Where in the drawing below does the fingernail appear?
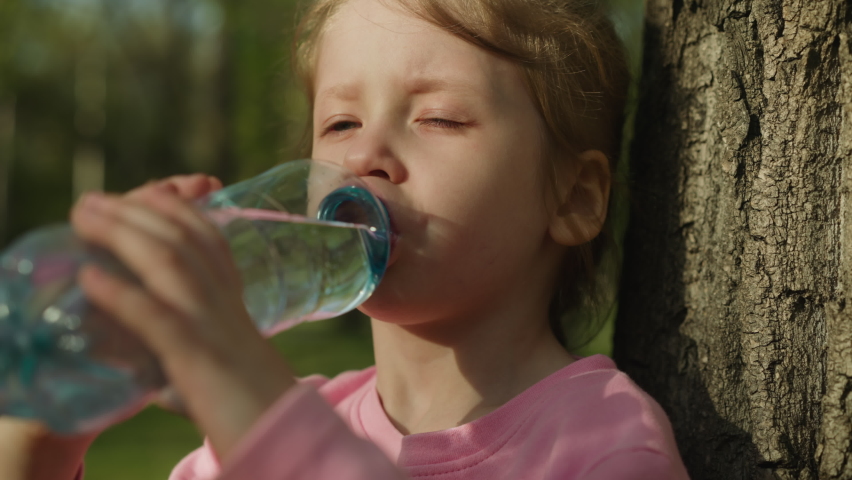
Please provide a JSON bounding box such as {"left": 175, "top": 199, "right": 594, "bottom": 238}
{"left": 81, "top": 191, "right": 105, "bottom": 210}
{"left": 153, "top": 181, "right": 178, "bottom": 193}
{"left": 80, "top": 264, "right": 105, "bottom": 283}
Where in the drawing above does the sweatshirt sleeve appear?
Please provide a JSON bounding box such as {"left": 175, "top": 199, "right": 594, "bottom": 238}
{"left": 170, "top": 383, "right": 408, "bottom": 480}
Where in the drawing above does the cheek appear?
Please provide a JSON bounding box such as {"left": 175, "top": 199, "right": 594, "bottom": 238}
{"left": 420, "top": 168, "right": 548, "bottom": 258}
{"left": 311, "top": 142, "right": 339, "bottom": 163}
{"left": 310, "top": 128, "right": 353, "bottom": 164}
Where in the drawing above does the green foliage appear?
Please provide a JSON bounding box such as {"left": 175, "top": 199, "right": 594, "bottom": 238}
{"left": 84, "top": 408, "right": 201, "bottom": 480}
{"left": 0, "top": 0, "right": 309, "bottom": 248}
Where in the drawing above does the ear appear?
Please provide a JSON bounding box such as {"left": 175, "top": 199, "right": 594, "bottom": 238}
{"left": 548, "top": 149, "right": 611, "bottom": 247}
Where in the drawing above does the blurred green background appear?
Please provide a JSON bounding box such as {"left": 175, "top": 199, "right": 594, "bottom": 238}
{"left": 0, "top": 0, "right": 643, "bottom": 478}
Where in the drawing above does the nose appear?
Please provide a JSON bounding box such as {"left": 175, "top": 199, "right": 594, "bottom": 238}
{"left": 342, "top": 126, "right": 407, "bottom": 184}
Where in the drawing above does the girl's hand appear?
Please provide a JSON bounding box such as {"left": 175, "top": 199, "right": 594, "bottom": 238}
{"left": 128, "top": 174, "right": 223, "bottom": 202}
{"left": 69, "top": 176, "right": 296, "bottom": 459}
{"left": 128, "top": 174, "right": 224, "bottom": 417}
{"left": 0, "top": 417, "right": 96, "bottom": 480}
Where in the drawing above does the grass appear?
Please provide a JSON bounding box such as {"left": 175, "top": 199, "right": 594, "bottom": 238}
{"left": 82, "top": 408, "right": 202, "bottom": 480}
{"left": 82, "top": 311, "right": 612, "bottom": 479}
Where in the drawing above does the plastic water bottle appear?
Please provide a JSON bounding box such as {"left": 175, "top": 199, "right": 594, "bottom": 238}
{"left": 0, "top": 159, "right": 390, "bottom": 433}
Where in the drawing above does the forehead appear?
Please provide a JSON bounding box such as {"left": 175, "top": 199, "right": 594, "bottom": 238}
{"left": 314, "top": 0, "right": 519, "bottom": 101}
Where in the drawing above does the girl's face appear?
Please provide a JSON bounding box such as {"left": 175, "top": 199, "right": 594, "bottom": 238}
{"left": 312, "top": 0, "right": 566, "bottom": 324}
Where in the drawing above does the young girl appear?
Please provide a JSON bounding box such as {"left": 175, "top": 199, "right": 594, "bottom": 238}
{"left": 2, "top": 0, "right": 690, "bottom": 478}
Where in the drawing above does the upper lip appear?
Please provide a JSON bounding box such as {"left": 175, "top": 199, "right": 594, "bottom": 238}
{"left": 364, "top": 184, "right": 398, "bottom": 234}
{"left": 377, "top": 195, "right": 400, "bottom": 238}
{"left": 370, "top": 192, "right": 400, "bottom": 261}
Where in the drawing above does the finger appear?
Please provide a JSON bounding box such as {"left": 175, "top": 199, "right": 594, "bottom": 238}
{"left": 153, "top": 386, "right": 189, "bottom": 418}
{"left": 155, "top": 174, "right": 222, "bottom": 200}
{"left": 205, "top": 176, "right": 224, "bottom": 192}
{"left": 120, "top": 190, "right": 241, "bottom": 289}
{"left": 127, "top": 174, "right": 222, "bottom": 202}
{"left": 126, "top": 180, "right": 179, "bottom": 201}
{"left": 126, "top": 189, "right": 225, "bottom": 247}
{"left": 73, "top": 193, "right": 218, "bottom": 276}
{"left": 71, "top": 194, "right": 219, "bottom": 318}
{"left": 168, "top": 174, "right": 222, "bottom": 199}
{"left": 78, "top": 265, "right": 196, "bottom": 360}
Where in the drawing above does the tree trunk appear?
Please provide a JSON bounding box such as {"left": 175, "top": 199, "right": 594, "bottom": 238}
{"left": 614, "top": 1, "right": 852, "bottom": 479}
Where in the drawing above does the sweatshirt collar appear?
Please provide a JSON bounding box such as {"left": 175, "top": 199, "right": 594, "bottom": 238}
{"left": 359, "top": 354, "right": 617, "bottom": 467}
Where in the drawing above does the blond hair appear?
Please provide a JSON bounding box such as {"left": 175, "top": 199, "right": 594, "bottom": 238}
{"left": 292, "top": 0, "right": 630, "bottom": 349}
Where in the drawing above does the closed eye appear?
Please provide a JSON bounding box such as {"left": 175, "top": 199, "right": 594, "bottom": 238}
{"left": 322, "top": 120, "right": 361, "bottom": 136}
{"left": 421, "top": 118, "right": 465, "bottom": 130}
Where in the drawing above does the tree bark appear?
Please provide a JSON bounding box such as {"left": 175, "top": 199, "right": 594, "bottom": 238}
{"left": 614, "top": 0, "right": 852, "bottom": 479}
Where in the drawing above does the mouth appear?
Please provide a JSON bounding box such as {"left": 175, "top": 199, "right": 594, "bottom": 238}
{"left": 377, "top": 197, "right": 401, "bottom": 266}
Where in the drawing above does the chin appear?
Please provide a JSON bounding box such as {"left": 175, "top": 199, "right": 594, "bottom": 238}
{"left": 359, "top": 257, "right": 470, "bottom": 325}
{"left": 357, "top": 295, "right": 417, "bottom": 324}
{"left": 357, "top": 284, "right": 440, "bottom": 326}
{"left": 358, "top": 287, "right": 475, "bottom": 330}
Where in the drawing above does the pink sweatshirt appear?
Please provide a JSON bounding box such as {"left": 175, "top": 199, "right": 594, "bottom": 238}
{"left": 163, "top": 354, "right": 689, "bottom": 480}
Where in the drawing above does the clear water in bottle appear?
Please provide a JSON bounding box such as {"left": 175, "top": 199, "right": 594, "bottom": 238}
{"left": 0, "top": 160, "right": 390, "bottom": 433}
{"left": 208, "top": 207, "right": 385, "bottom": 334}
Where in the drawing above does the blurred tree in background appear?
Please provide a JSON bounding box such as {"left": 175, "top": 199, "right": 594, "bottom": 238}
{"left": 0, "top": 0, "right": 644, "bottom": 478}
{"left": 0, "top": 0, "right": 310, "bottom": 249}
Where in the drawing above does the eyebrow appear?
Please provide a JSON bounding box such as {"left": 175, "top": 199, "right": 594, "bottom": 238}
{"left": 403, "top": 76, "right": 481, "bottom": 96}
{"left": 316, "top": 83, "right": 361, "bottom": 102}
{"left": 315, "top": 76, "right": 483, "bottom": 103}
